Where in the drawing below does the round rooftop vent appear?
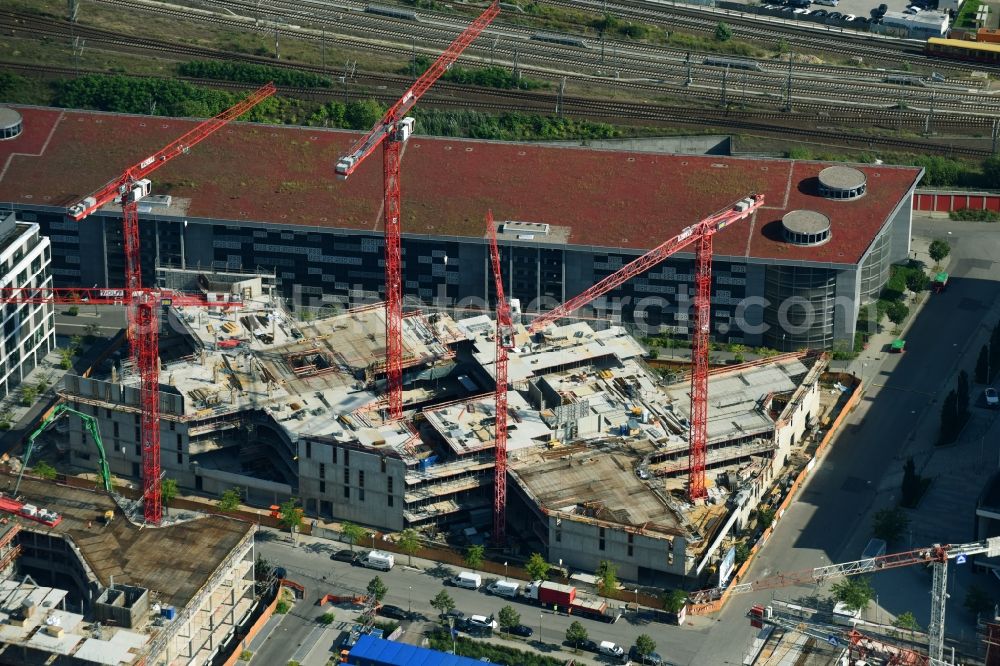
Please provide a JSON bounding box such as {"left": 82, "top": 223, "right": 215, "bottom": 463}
{"left": 782, "top": 210, "right": 831, "bottom": 246}
{"left": 0, "top": 107, "right": 22, "bottom": 141}
{"left": 818, "top": 165, "right": 866, "bottom": 200}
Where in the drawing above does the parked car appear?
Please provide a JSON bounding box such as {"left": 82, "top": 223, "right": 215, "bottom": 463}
{"left": 813, "top": 9, "right": 829, "bottom": 16}
{"left": 331, "top": 549, "right": 357, "bottom": 562}
{"left": 986, "top": 387, "right": 999, "bottom": 407}
{"left": 468, "top": 614, "right": 498, "bottom": 631}
{"left": 630, "top": 645, "right": 665, "bottom": 665}
{"left": 844, "top": 13, "right": 857, "bottom": 20}
{"left": 378, "top": 604, "right": 411, "bottom": 621}
{"left": 442, "top": 608, "right": 466, "bottom": 621}
{"left": 828, "top": 11, "right": 843, "bottom": 18}
{"left": 508, "top": 624, "right": 534, "bottom": 637}
{"left": 576, "top": 638, "right": 599, "bottom": 653}
{"left": 905, "top": 4, "right": 922, "bottom": 11}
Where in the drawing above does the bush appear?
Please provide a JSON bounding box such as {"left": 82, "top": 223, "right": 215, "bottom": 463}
{"left": 239, "top": 650, "right": 253, "bottom": 661}
{"left": 715, "top": 21, "right": 733, "bottom": 41}
{"left": 950, "top": 208, "right": 1000, "bottom": 222}
{"left": 67, "top": 306, "right": 79, "bottom": 316}
{"left": 318, "top": 612, "right": 334, "bottom": 625}
{"left": 33, "top": 461, "right": 57, "bottom": 480}
{"left": 871, "top": 506, "right": 909, "bottom": 543}
{"left": 427, "top": 629, "right": 565, "bottom": 665}
{"left": 178, "top": 61, "right": 332, "bottom": 88}
{"left": 275, "top": 600, "right": 291, "bottom": 614}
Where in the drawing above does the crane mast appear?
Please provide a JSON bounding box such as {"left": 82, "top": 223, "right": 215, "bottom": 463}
{"left": 486, "top": 211, "right": 514, "bottom": 544}
{"left": 58, "top": 84, "right": 274, "bottom": 524}
{"left": 697, "top": 536, "right": 1000, "bottom": 664}
{"left": 527, "top": 195, "right": 764, "bottom": 500}
{"left": 335, "top": 2, "right": 500, "bottom": 420}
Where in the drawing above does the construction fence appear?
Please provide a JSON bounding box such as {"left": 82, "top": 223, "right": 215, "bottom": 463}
{"left": 689, "top": 373, "right": 864, "bottom": 615}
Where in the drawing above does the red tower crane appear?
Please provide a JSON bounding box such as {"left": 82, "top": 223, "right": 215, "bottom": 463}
{"left": 486, "top": 211, "right": 514, "bottom": 543}
{"left": 335, "top": 2, "right": 500, "bottom": 420}
{"left": 0, "top": 287, "right": 239, "bottom": 523}
{"left": 62, "top": 83, "right": 275, "bottom": 524}
{"left": 527, "top": 195, "right": 764, "bottom": 501}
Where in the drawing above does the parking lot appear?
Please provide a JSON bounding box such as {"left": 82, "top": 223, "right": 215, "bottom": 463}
{"left": 738, "top": 0, "right": 937, "bottom": 32}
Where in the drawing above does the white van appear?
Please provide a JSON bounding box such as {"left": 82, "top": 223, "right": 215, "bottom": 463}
{"left": 362, "top": 550, "right": 395, "bottom": 571}
{"left": 453, "top": 571, "right": 482, "bottom": 590}
{"left": 487, "top": 580, "right": 520, "bottom": 598}
{"left": 599, "top": 640, "right": 625, "bottom": 658}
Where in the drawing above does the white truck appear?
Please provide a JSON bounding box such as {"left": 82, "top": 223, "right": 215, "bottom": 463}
{"left": 486, "top": 580, "right": 520, "bottom": 598}
{"left": 362, "top": 550, "right": 395, "bottom": 571}
{"left": 452, "top": 571, "right": 482, "bottom": 590}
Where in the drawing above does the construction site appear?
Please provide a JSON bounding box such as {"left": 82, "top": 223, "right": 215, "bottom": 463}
{"left": 0, "top": 1, "right": 991, "bottom": 664}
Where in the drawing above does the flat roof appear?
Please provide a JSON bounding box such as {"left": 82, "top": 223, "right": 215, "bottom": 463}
{"left": 664, "top": 356, "right": 811, "bottom": 443}
{"left": 511, "top": 440, "right": 687, "bottom": 537}
{"left": 4, "top": 473, "right": 252, "bottom": 610}
{"left": 348, "top": 634, "right": 484, "bottom": 666}
{"left": 0, "top": 107, "right": 922, "bottom": 265}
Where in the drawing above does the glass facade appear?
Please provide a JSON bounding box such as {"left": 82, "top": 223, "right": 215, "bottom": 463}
{"left": 763, "top": 265, "right": 837, "bottom": 350}
{"left": 858, "top": 230, "right": 892, "bottom": 300}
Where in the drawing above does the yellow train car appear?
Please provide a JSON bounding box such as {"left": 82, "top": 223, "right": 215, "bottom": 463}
{"left": 926, "top": 37, "right": 1000, "bottom": 64}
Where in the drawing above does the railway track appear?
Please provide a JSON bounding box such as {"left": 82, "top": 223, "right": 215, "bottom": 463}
{"left": 9, "top": 5, "right": 1000, "bottom": 120}
{"left": 7, "top": 60, "right": 989, "bottom": 156}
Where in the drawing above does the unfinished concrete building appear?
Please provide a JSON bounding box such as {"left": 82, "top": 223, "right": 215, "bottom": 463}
{"left": 507, "top": 353, "right": 827, "bottom": 585}
{"left": 0, "top": 475, "right": 255, "bottom": 665}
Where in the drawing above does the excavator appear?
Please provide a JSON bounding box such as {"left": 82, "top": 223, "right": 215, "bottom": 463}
{"left": 14, "top": 403, "right": 113, "bottom": 497}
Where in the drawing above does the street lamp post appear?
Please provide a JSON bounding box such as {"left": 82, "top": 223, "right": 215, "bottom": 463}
{"left": 370, "top": 532, "right": 376, "bottom": 549}
{"left": 504, "top": 561, "right": 508, "bottom": 581}
{"left": 408, "top": 585, "right": 412, "bottom": 613}
{"left": 539, "top": 613, "right": 543, "bottom": 643}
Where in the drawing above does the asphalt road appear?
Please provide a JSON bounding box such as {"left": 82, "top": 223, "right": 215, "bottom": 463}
{"left": 255, "top": 534, "right": 688, "bottom": 665}
{"left": 690, "top": 218, "right": 1000, "bottom": 665}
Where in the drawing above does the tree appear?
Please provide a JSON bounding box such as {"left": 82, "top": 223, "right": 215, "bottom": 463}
{"left": 634, "top": 634, "right": 657, "bottom": 662}
{"left": 905, "top": 270, "right": 930, "bottom": 293}
{"left": 734, "top": 541, "right": 751, "bottom": 565}
{"left": 992, "top": 322, "right": 1000, "bottom": 382}
{"left": 525, "top": 552, "right": 551, "bottom": 581}
{"left": 67, "top": 305, "right": 79, "bottom": 316}
{"left": 366, "top": 576, "right": 388, "bottom": 603}
{"left": 596, "top": 560, "right": 618, "bottom": 598}
{"left": 886, "top": 300, "right": 909, "bottom": 326}
{"left": 984, "top": 154, "right": 1000, "bottom": 188}
{"left": 939, "top": 389, "right": 959, "bottom": 445}
{"left": 318, "top": 611, "right": 335, "bottom": 625}
{"left": 929, "top": 239, "right": 951, "bottom": 263}
{"left": 345, "top": 98, "right": 385, "bottom": 130}
{"left": 893, "top": 611, "right": 920, "bottom": 633}
{"left": 341, "top": 521, "right": 365, "bottom": 552}
{"left": 33, "top": 460, "right": 57, "bottom": 480}
{"left": 871, "top": 506, "right": 909, "bottom": 543}
{"left": 161, "top": 478, "right": 178, "bottom": 516}
{"left": 278, "top": 498, "right": 303, "bottom": 544}
{"left": 957, "top": 370, "right": 970, "bottom": 422}
{"left": 661, "top": 588, "right": 688, "bottom": 614}
{"left": 565, "top": 620, "right": 588, "bottom": 649}
{"left": 900, "top": 457, "right": 923, "bottom": 508}
{"left": 965, "top": 585, "right": 993, "bottom": 615}
{"left": 977, "top": 345, "right": 990, "bottom": 384}
{"left": 464, "top": 544, "right": 485, "bottom": 573}
{"left": 757, "top": 507, "right": 776, "bottom": 529}
{"left": 19, "top": 385, "right": 37, "bottom": 407}
{"left": 70, "top": 334, "right": 83, "bottom": 352}
{"left": 431, "top": 589, "right": 456, "bottom": 618}
{"left": 831, "top": 576, "right": 874, "bottom": 612}
{"left": 497, "top": 605, "right": 520, "bottom": 634}
{"left": 714, "top": 21, "right": 732, "bottom": 41}
{"left": 397, "top": 528, "right": 421, "bottom": 566}
{"left": 217, "top": 487, "right": 242, "bottom": 512}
